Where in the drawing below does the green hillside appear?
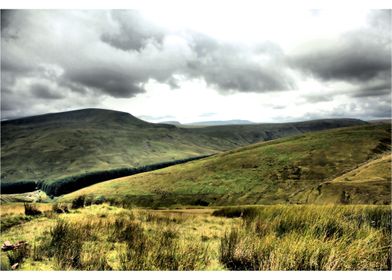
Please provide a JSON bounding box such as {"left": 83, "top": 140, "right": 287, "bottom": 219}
{"left": 314, "top": 153, "right": 391, "bottom": 204}
{"left": 61, "top": 123, "right": 391, "bottom": 206}
{"left": 1, "top": 108, "right": 364, "bottom": 185}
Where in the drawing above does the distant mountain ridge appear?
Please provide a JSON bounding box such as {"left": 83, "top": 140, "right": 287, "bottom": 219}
{"left": 160, "top": 119, "right": 255, "bottom": 127}
{"left": 1, "top": 108, "right": 367, "bottom": 188}
{"left": 368, "top": 119, "right": 391, "bottom": 124}
{"left": 188, "top": 119, "right": 254, "bottom": 126}
{"left": 160, "top": 121, "right": 182, "bottom": 126}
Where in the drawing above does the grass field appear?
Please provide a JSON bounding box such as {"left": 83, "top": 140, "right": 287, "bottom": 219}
{"left": 0, "top": 203, "right": 390, "bottom": 270}
{"left": 60, "top": 123, "right": 391, "bottom": 206}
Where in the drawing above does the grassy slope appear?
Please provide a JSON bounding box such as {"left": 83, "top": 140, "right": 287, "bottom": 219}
{"left": 1, "top": 108, "right": 364, "bottom": 183}
{"left": 61, "top": 124, "right": 391, "bottom": 205}
{"left": 314, "top": 153, "right": 391, "bottom": 204}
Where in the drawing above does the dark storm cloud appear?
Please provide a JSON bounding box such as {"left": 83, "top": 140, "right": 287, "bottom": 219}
{"left": 186, "top": 33, "right": 293, "bottom": 92}
{"left": 1, "top": 44, "right": 34, "bottom": 74}
{"left": 289, "top": 32, "right": 390, "bottom": 82}
{"left": 289, "top": 10, "right": 391, "bottom": 85}
{"left": 187, "top": 54, "right": 292, "bottom": 92}
{"left": 1, "top": 89, "right": 39, "bottom": 117}
{"left": 102, "top": 25, "right": 294, "bottom": 94}
{"left": 1, "top": 9, "right": 294, "bottom": 112}
{"left": 57, "top": 78, "right": 88, "bottom": 94}
{"left": 101, "top": 10, "right": 164, "bottom": 51}
{"left": 1, "top": 101, "right": 15, "bottom": 112}
{"left": 1, "top": 10, "right": 13, "bottom": 31}
{"left": 71, "top": 19, "right": 293, "bottom": 96}
{"left": 30, "top": 83, "right": 64, "bottom": 99}
{"left": 63, "top": 67, "right": 146, "bottom": 97}
{"left": 1, "top": 10, "right": 19, "bottom": 40}
{"left": 300, "top": 81, "right": 391, "bottom": 105}
{"left": 352, "top": 82, "right": 391, "bottom": 98}
{"left": 289, "top": 10, "right": 391, "bottom": 110}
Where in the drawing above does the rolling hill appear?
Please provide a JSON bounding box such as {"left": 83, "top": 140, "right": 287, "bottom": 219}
{"left": 60, "top": 123, "right": 391, "bottom": 206}
{"left": 1, "top": 108, "right": 365, "bottom": 187}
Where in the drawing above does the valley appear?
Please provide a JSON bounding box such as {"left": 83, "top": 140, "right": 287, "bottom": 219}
{"left": 1, "top": 108, "right": 365, "bottom": 194}
{"left": 59, "top": 123, "right": 391, "bottom": 206}
{"left": 0, "top": 109, "right": 390, "bottom": 271}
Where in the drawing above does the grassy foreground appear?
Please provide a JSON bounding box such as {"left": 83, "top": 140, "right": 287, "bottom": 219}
{"left": 0, "top": 203, "right": 390, "bottom": 270}
{"left": 214, "top": 205, "right": 391, "bottom": 270}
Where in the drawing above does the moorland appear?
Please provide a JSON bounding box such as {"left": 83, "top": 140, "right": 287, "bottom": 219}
{"left": 0, "top": 109, "right": 390, "bottom": 271}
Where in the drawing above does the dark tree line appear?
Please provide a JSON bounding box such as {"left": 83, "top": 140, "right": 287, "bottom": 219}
{"left": 0, "top": 181, "right": 38, "bottom": 194}
{"left": 1, "top": 155, "right": 210, "bottom": 196}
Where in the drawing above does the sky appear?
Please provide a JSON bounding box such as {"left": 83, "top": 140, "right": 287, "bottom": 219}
{"left": 1, "top": 9, "right": 391, "bottom": 123}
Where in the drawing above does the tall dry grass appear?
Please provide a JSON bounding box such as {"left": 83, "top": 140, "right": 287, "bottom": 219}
{"left": 216, "top": 205, "right": 391, "bottom": 270}
{"left": 2, "top": 204, "right": 390, "bottom": 270}
{"left": 30, "top": 209, "right": 209, "bottom": 270}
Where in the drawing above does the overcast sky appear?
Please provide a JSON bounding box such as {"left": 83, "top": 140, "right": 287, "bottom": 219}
{"left": 1, "top": 9, "right": 391, "bottom": 123}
